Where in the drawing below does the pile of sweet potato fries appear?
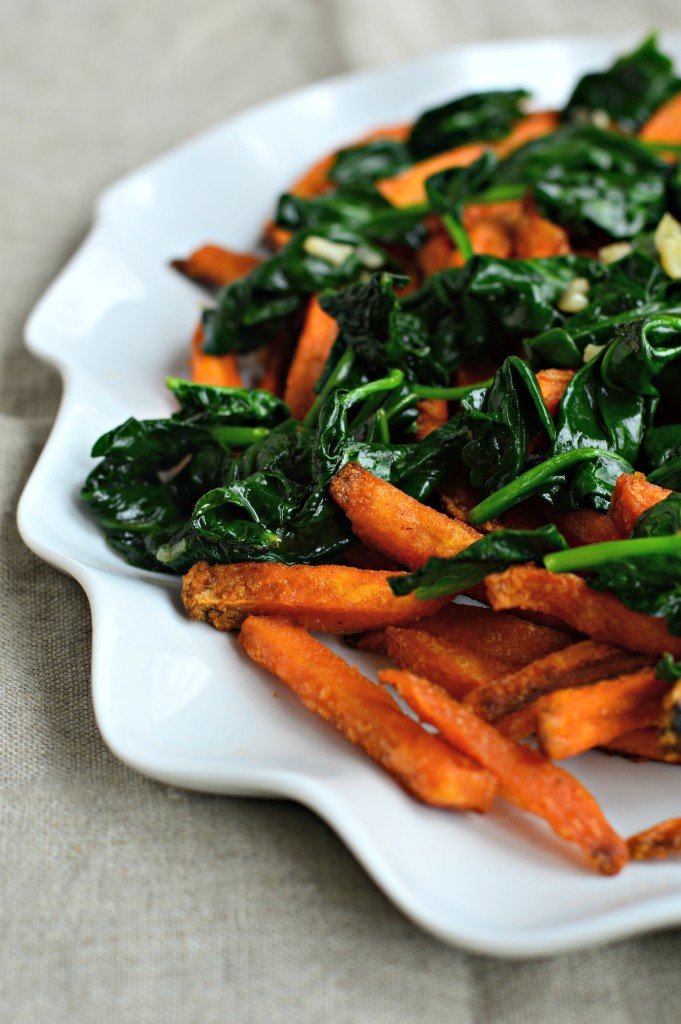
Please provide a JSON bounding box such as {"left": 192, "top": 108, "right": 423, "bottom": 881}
{"left": 175, "top": 95, "right": 681, "bottom": 876}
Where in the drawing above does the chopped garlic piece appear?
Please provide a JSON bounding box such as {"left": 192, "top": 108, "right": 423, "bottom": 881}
{"left": 557, "top": 277, "right": 590, "bottom": 314}
{"left": 355, "top": 244, "right": 385, "bottom": 270}
{"left": 302, "top": 235, "right": 356, "bottom": 266}
{"left": 591, "top": 109, "right": 612, "bottom": 130}
{"left": 654, "top": 213, "right": 681, "bottom": 279}
{"left": 156, "top": 538, "right": 187, "bottom": 564}
{"left": 583, "top": 343, "right": 606, "bottom": 363}
{"left": 598, "top": 241, "right": 633, "bottom": 265}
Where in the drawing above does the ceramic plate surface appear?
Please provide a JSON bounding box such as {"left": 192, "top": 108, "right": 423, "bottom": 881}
{"left": 18, "top": 33, "right": 681, "bottom": 957}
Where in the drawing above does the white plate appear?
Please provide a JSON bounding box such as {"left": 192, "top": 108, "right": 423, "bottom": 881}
{"left": 18, "top": 33, "right": 681, "bottom": 958}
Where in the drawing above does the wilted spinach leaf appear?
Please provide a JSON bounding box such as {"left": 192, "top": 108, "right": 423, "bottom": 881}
{"left": 275, "top": 185, "right": 426, "bottom": 247}
{"left": 201, "top": 226, "right": 388, "bottom": 355}
{"left": 564, "top": 35, "right": 681, "bottom": 132}
{"left": 493, "top": 125, "right": 670, "bottom": 239}
{"left": 408, "top": 89, "right": 529, "bottom": 160}
{"left": 389, "top": 525, "right": 568, "bottom": 599}
{"left": 328, "top": 139, "right": 412, "bottom": 185}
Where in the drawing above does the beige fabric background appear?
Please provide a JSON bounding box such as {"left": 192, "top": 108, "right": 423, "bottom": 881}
{"left": 4, "top": 2, "right": 681, "bottom": 1020}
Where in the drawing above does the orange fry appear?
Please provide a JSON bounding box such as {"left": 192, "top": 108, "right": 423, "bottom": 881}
{"left": 513, "top": 195, "right": 571, "bottom": 259}
{"left": 283, "top": 296, "right": 339, "bottom": 420}
{"left": 329, "top": 462, "right": 481, "bottom": 570}
{"left": 381, "top": 668, "right": 629, "bottom": 875}
{"left": 350, "top": 600, "right": 571, "bottom": 666}
{"left": 493, "top": 110, "right": 561, "bottom": 157}
{"left": 417, "top": 232, "right": 457, "bottom": 276}
{"left": 182, "top": 561, "right": 451, "bottom": 633}
{"left": 627, "top": 818, "right": 681, "bottom": 860}
{"left": 600, "top": 727, "right": 681, "bottom": 763}
{"left": 640, "top": 92, "right": 681, "bottom": 144}
{"left": 384, "top": 626, "right": 513, "bottom": 699}
{"left": 535, "top": 368, "right": 576, "bottom": 417}
{"left": 535, "top": 668, "right": 668, "bottom": 760}
{"left": 376, "top": 142, "right": 489, "bottom": 207}
{"left": 190, "top": 323, "right": 243, "bottom": 389}
{"left": 171, "top": 244, "right": 261, "bottom": 288}
{"left": 415, "top": 398, "right": 449, "bottom": 439}
{"left": 258, "top": 332, "right": 295, "bottom": 397}
{"left": 609, "top": 472, "right": 672, "bottom": 537}
{"left": 464, "top": 640, "right": 651, "bottom": 724}
{"left": 239, "top": 616, "right": 497, "bottom": 811}
{"left": 485, "top": 565, "right": 681, "bottom": 658}
{"left": 407, "top": 602, "right": 571, "bottom": 668}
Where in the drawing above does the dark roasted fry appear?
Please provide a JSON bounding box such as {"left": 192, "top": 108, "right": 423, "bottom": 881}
{"left": 464, "top": 640, "right": 653, "bottom": 723}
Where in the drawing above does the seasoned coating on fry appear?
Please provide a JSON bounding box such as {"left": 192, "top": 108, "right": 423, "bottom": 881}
{"left": 381, "top": 668, "right": 629, "bottom": 876}
{"left": 384, "top": 626, "right": 513, "bottom": 699}
{"left": 349, "top": 601, "right": 573, "bottom": 663}
{"left": 330, "top": 462, "right": 481, "bottom": 570}
{"left": 465, "top": 640, "right": 653, "bottom": 723}
{"left": 182, "top": 561, "right": 451, "bottom": 633}
{"left": 628, "top": 818, "right": 681, "bottom": 860}
{"left": 239, "top": 616, "right": 498, "bottom": 811}
{"left": 548, "top": 508, "right": 623, "bottom": 547}
{"left": 485, "top": 565, "right": 681, "bottom": 658}
{"left": 409, "top": 603, "right": 572, "bottom": 667}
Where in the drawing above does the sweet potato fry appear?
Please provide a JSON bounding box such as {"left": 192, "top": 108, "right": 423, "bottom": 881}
{"left": 376, "top": 142, "right": 489, "bottom": 207}
{"left": 463, "top": 199, "right": 523, "bottom": 229}
{"left": 600, "top": 727, "right": 681, "bottom": 763}
{"left": 659, "top": 678, "right": 681, "bottom": 757}
{"left": 609, "top": 472, "right": 672, "bottom": 537}
{"left": 283, "top": 296, "right": 339, "bottom": 420}
{"left": 239, "top": 616, "right": 497, "bottom": 811}
{"left": 351, "top": 600, "right": 572, "bottom": 667}
{"left": 405, "top": 602, "right": 571, "bottom": 667}
{"left": 417, "top": 232, "right": 456, "bottom": 276}
{"left": 639, "top": 92, "right": 681, "bottom": 144}
{"left": 512, "top": 196, "right": 571, "bottom": 259}
{"left": 547, "top": 508, "right": 623, "bottom": 547}
{"left": 286, "top": 122, "right": 412, "bottom": 201}
{"left": 628, "top": 818, "right": 681, "bottom": 860}
{"left": 464, "top": 219, "right": 514, "bottom": 260}
{"left": 493, "top": 110, "right": 561, "bottom": 157}
{"left": 415, "top": 398, "right": 449, "bottom": 439}
{"left": 329, "top": 462, "right": 481, "bottom": 570}
{"left": 378, "top": 112, "right": 560, "bottom": 208}
{"left": 182, "top": 561, "right": 451, "bottom": 633}
{"left": 380, "top": 668, "right": 629, "bottom": 875}
{"left": 535, "top": 368, "right": 576, "bottom": 417}
{"left": 535, "top": 668, "right": 668, "bottom": 760}
{"left": 465, "top": 640, "right": 652, "bottom": 724}
{"left": 485, "top": 565, "right": 681, "bottom": 658}
{"left": 190, "top": 323, "right": 243, "bottom": 389}
{"left": 171, "top": 244, "right": 261, "bottom": 289}
{"left": 384, "top": 626, "right": 513, "bottom": 699}
{"left": 258, "top": 332, "right": 295, "bottom": 397}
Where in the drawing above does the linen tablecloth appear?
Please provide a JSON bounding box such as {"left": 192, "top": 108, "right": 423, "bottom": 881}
{"left": 3, "top": 2, "right": 681, "bottom": 1020}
